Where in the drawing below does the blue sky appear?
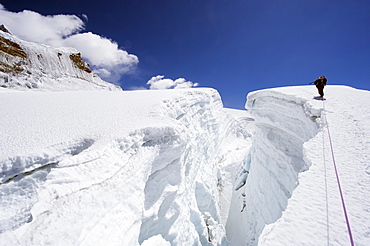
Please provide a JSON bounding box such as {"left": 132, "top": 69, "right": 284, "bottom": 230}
{"left": 1, "top": 0, "right": 370, "bottom": 109}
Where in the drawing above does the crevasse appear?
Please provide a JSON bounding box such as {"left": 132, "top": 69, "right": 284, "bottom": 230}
{"left": 144, "top": 89, "right": 237, "bottom": 245}
{"left": 0, "top": 87, "right": 324, "bottom": 246}
{"left": 0, "top": 88, "right": 251, "bottom": 246}
{"left": 226, "top": 89, "right": 322, "bottom": 246}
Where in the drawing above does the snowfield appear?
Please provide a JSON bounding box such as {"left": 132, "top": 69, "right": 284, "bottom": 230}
{"left": 0, "top": 85, "right": 369, "bottom": 245}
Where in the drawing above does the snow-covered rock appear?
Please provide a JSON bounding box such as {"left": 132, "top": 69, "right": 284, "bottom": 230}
{"left": 0, "top": 26, "right": 120, "bottom": 91}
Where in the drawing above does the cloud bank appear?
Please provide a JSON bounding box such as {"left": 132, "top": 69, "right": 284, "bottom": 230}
{"left": 0, "top": 4, "right": 138, "bottom": 82}
{"left": 147, "top": 75, "right": 199, "bottom": 90}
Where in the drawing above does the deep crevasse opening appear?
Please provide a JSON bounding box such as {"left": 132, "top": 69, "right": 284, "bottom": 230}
{"left": 152, "top": 89, "right": 242, "bottom": 245}
{"left": 226, "top": 89, "right": 322, "bottom": 246}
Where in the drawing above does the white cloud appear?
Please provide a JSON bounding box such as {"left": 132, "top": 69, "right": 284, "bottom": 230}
{"left": 0, "top": 4, "right": 138, "bottom": 82}
{"left": 0, "top": 4, "right": 84, "bottom": 46}
{"left": 147, "top": 75, "right": 199, "bottom": 90}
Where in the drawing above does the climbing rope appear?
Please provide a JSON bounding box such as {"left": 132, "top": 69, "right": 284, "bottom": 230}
{"left": 322, "top": 109, "right": 330, "bottom": 246}
{"left": 322, "top": 100, "right": 354, "bottom": 246}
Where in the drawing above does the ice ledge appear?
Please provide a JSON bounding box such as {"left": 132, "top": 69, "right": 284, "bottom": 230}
{"left": 226, "top": 86, "right": 324, "bottom": 245}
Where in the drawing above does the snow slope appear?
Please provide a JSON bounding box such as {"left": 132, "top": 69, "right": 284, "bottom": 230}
{"left": 226, "top": 85, "right": 370, "bottom": 246}
{"left": 257, "top": 86, "right": 370, "bottom": 246}
{"left": 0, "top": 85, "right": 369, "bottom": 246}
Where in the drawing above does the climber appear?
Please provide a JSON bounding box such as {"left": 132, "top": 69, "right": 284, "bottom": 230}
{"left": 311, "top": 76, "right": 327, "bottom": 98}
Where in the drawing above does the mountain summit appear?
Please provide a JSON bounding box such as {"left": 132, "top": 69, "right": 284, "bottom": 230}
{"left": 0, "top": 25, "right": 121, "bottom": 91}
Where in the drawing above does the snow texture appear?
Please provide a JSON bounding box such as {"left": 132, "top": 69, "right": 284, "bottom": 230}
{"left": 0, "top": 87, "right": 252, "bottom": 245}
{"left": 227, "top": 85, "right": 370, "bottom": 246}
{"left": 257, "top": 86, "right": 370, "bottom": 246}
{"left": 0, "top": 84, "right": 369, "bottom": 246}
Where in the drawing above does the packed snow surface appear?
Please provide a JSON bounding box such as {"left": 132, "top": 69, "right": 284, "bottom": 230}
{"left": 228, "top": 85, "right": 370, "bottom": 246}
{"left": 255, "top": 86, "right": 370, "bottom": 246}
{"left": 0, "top": 85, "right": 369, "bottom": 246}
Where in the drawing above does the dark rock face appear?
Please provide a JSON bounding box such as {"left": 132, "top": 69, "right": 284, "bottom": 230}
{"left": 69, "top": 53, "right": 92, "bottom": 73}
{"left": 0, "top": 24, "right": 11, "bottom": 34}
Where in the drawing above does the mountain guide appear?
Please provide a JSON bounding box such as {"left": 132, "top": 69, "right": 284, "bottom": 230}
{"left": 310, "top": 76, "right": 327, "bottom": 98}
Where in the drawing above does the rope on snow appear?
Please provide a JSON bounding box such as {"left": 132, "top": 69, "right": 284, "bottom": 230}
{"left": 322, "top": 105, "right": 330, "bottom": 245}
{"left": 322, "top": 99, "right": 354, "bottom": 246}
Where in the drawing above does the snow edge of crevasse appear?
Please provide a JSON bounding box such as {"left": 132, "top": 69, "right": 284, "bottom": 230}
{"left": 147, "top": 88, "right": 252, "bottom": 245}
{"left": 226, "top": 88, "right": 323, "bottom": 246}
{"left": 0, "top": 88, "right": 252, "bottom": 246}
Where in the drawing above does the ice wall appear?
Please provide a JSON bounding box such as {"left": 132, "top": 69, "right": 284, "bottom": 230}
{"left": 0, "top": 88, "right": 251, "bottom": 245}
{"left": 138, "top": 89, "right": 252, "bottom": 245}
{"left": 226, "top": 89, "right": 321, "bottom": 245}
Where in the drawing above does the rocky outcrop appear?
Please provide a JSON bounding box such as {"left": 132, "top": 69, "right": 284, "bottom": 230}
{"left": 69, "top": 53, "right": 92, "bottom": 73}
{"left": 0, "top": 25, "right": 11, "bottom": 34}
{"left": 0, "top": 35, "right": 27, "bottom": 59}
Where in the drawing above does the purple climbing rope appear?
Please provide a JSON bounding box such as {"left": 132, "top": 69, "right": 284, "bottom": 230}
{"left": 323, "top": 100, "right": 354, "bottom": 246}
